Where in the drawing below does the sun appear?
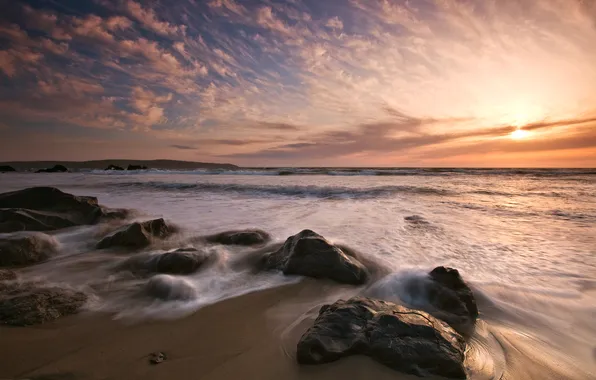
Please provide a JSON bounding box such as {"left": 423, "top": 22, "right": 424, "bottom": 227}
{"left": 510, "top": 129, "right": 531, "bottom": 140}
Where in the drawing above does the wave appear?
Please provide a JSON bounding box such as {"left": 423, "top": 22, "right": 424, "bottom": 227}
{"left": 111, "top": 181, "right": 452, "bottom": 199}
{"left": 88, "top": 168, "right": 596, "bottom": 177}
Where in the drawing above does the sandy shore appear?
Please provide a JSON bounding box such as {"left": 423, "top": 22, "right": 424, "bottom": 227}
{"left": 0, "top": 280, "right": 423, "bottom": 380}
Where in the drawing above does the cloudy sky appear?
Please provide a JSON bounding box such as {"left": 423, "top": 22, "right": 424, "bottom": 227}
{"left": 1, "top": 0, "right": 595, "bottom": 167}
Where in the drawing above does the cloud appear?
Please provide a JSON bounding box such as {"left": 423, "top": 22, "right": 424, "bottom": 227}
{"left": 0, "top": 0, "right": 595, "bottom": 165}
{"left": 171, "top": 144, "right": 196, "bottom": 150}
{"left": 125, "top": 0, "right": 185, "bottom": 36}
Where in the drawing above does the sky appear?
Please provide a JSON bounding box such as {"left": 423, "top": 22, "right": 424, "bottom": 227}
{"left": 0, "top": 0, "right": 595, "bottom": 167}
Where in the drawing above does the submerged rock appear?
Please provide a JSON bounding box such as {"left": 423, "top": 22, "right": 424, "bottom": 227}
{"left": 105, "top": 164, "right": 124, "bottom": 171}
{"left": 0, "top": 165, "right": 16, "bottom": 172}
{"left": 144, "top": 274, "right": 197, "bottom": 301}
{"left": 205, "top": 229, "right": 270, "bottom": 246}
{"left": 35, "top": 164, "right": 68, "bottom": 173}
{"left": 426, "top": 266, "right": 478, "bottom": 329}
{"left": 297, "top": 297, "right": 466, "bottom": 379}
{"left": 0, "top": 232, "right": 59, "bottom": 267}
{"left": 0, "top": 285, "right": 87, "bottom": 326}
{"left": 0, "top": 187, "right": 127, "bottom": 233}
{"left": 96, "top": 218, "right": 172, "bottom": 250}
{"left": 261, "top": 229, "right": 368, "bottom": 285}
{"left": 121, "top": 248, "right": 212, "bottom": 275}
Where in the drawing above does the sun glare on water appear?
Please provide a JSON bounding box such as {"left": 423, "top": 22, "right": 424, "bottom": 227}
{"left": 510, "top": 129, "right": 531, "bottom": 140}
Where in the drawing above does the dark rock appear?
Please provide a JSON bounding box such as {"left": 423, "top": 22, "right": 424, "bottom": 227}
{"left": 427, "top": 266, "right": 478, "bottom": 328}
{"left": 120, "top": 248, "right": 212, "bottom": 275}
{"left": 205, "top": 229, "right": 270, "bottom": 246}
{"left": 297, "top": 297, "right": 466, "bottom": 379}
{"left": 0, "top": 232, "right": 59, "bottom": 267}
{"left": 127, "top": 164, "right": 148, "bottom": 170}
{"left": 0, "top": 187, "right": 125, "bottom": 233}
{"left": 35, "top": 164, "right": 68, "bottom": 173}
{"left": 0, "top": 165, "right": 16, "bottom": 172}
{"left": 0, "top": 269, "right": 17, "bottom": 281}
{"left": 260, "top": 229, "right": 368, "bottom": 285}
{"left": 144, "top": 274, "right": 197, "bottom": 301}
{"left": 96, "top": 218, "right": 172, "bottom": 250}
{"left": 105, "top": 164, "right": 124, "bottom": 171}
{"left": 149, "top": 351, "right": 167, "bottom": 364}
{"left": 404, "top": 215, "right": 430, "bottom": 225}
{"left": 0, "top": 285, "right": 87, "bottom": 326}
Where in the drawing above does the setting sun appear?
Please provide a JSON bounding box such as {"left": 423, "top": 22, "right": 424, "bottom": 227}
{"left": 510, "top": 129, "right": 531, "bottom": 140}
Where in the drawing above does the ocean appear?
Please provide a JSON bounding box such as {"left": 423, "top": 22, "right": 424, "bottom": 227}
{"left": 1, "top": 168, "right": 595, "bottom": 378}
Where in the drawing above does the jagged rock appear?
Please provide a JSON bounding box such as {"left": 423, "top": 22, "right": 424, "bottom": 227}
{"left": 297, "top": 297, "right": 466, "bottom": 379}
{"left": 0, "top": 187, "right": 126, "bottom": 233}
{"left": 205, "top": 229, "right": 270, "bottom": 246}
{"left": 105, "top": 164, "right": 124, "bottom": 171}
{"left": 0, "top": 285, "right": 87, "bottom": 326}
{"left": 260, "top": 229, "right": 368, "bottom": 285}
{"left": 0, "top": 232, "right": 59, "bottom": 267}
{"left": 120, "top": 248, "right": 212, "bottom": 275}
{"left": 0, "top": 269, "right": 17, "bottom": 281}
{"left": 35, "top": 164, "right": 68, "bottom": 173}
{"left": 96, "top": 218, "right": 172, "bottom": 250}
{"left": 426, "top": 266, "right": 478, "bottom": 328}
{"left": 127, "top": 165, "right": 148, "bottom": 170}
{"left": 0, "top": 165, "right": 16, "bottom": 172}
{"left": 144, "top": 274, "right": 197, "bottom": 301}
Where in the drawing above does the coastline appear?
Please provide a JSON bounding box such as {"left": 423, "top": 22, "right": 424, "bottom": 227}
{"left": 0, "top": 280, "right": 421, "bottom": 380}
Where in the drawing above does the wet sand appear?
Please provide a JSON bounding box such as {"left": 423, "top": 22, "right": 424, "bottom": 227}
{"left": 0, "top": 281, "right": 420, "bottom": 380}
{"left": 1, "top": 279, "right": 594, "bottom": 380}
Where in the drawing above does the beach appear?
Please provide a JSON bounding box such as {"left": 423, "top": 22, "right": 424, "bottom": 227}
{"left": 0, "top": 169, "right": 595, "bottom": 379}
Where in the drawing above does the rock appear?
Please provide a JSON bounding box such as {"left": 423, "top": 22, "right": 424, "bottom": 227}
{"left": 0, "top": 165, "right": 16, "bottom": 172}
{"left": 144, "top": 274, "right": 197, "bottom": 301}
{"left": 35, "top": 164, "right": 68, "bottom": 173}
{"left": 120, "top": 248, "right": 212, "bottom": 275}
{"left": 127, "top": 164, "right": 148, "bottom": 170}
{"left": 96, "top": 218, "right": 172, "bottom": 250}
{"left": 205, "top": 229, "right": 270, "bottom": 246}
{"left": 0, "top": 285, "right": 87, "bottom": 326}
{"left": 0, "top": 269, "right": 17, "bottom": 281}
{"left": 0, "top": 209, "right": 79, "bottom": 232}
{"left": 105, "top": 164, "right": 124, "bottom": 171}
{"left": 297, "top": 297, "right": 466, "bottom": 379}
{"left": 149, "top": 351, "right": 167, "bottom": 364}
{"left": 0, "top": 187, "right": 124, "bottom": 233}
{"left": 427, "top": 266, "right": 478, "bottom": 328}
{"left": 404, "top": 215, "right": 430, "bottom": 225}
{"left": 260, "top": 229, "right": 368, "bottom": 285}
{"left": 0, "top": 232, "right": 59, "bottom": 267}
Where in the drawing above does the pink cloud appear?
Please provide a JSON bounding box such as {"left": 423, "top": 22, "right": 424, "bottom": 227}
{"left": 125, "top": 0, "right": 185, "bottom": 36}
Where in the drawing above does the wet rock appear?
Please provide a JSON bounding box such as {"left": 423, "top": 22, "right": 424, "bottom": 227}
{"left": 404, "top": 215, "right": 430, "bottom": 225}
{"left": 297, "top": 297, "right": 466, "bottom": 379}
{"left": 105, "top": 164, "right": 124, "bottom": 171}
{"left": 121, "top": 248, "right": 212, "bottom": 275}
{"left": 127, "top": 164, "right": 148, "bottom": 170}
{"left": 0, "top": 269, "right": 17, "bottom": 281}
{"left": 205, "top": 229, "right": 270, "bottom": 246}
{"left": 0, "top": 285, "right": 87, "bottom": 326}
{"left": 0, "top": 232, "right": 59, "bottom": 267}
{"left": 427, "top": 266, "right": 478, "bottom": 328}
{"left": 0, "top": 165, "right": 16, "bottom": 172}
{"left": 144, "top": 274, "right": 197, "bottom": 301}
{"left": 149, "top": 351, "right": 167, "bottom": 364}
{"left": 96, "top": 218, "right": 172, "bottom": 250}
{"left": 261, "top": 229, "right": 368, "bottom": 285}
{"left": 35, "top": 164, "right": 68, "bottom": 173}
{"left": 0, "top": 187, "right": 125, "bottom": 233}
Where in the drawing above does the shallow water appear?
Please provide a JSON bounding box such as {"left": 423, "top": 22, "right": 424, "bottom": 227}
{"left": 1, "top": 169, "right": 595, "bottom": 378}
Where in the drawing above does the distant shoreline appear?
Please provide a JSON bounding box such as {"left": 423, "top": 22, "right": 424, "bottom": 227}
{"left": 0, "top": 159, "right": 238, "bottom": 171}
